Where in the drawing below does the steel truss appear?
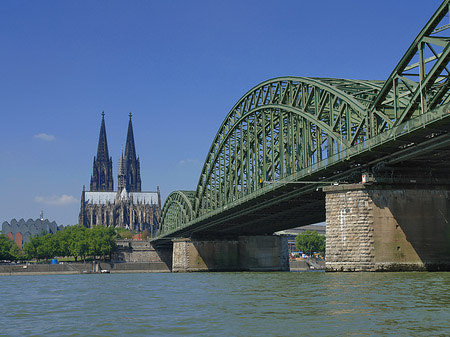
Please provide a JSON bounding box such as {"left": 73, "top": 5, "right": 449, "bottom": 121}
{"left": 159, "top": 191, "right": 195, "bottom": 234}
{"left": 158, "top": 0, "right": 450, "bottom": 238}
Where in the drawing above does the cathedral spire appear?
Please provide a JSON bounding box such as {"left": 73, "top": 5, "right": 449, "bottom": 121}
{"left": 125, "top": 112, "right": 137, "bottom": 162}
{"left": 124, "top": 113, "right": 141, "bottom": 192}
{"left": 117, "top": 146, "right": 126, "bottom": 192}
{"left": 97, "top": 111, "right": 109, "bottom": 161}
{"left": 90, "top": 112, "right": 114, "bottom": 191}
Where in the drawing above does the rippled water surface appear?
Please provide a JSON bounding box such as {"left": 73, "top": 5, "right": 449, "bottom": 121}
{"left": 1, "top": 272, "right": 449, "bottom": 336}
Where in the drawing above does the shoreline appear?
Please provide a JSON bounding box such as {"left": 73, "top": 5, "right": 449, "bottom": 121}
{"left": 0, "top": 258, "right": 325, "bottom": 275}
{"left": 0, "top": 261, "right": 171, "bottom": 276}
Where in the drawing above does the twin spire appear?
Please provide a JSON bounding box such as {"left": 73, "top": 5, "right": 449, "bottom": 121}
{"left": 90, "top": 112, "right": 141, "bottom": 193}
{"left": 90, "top": 111, "right": 114, "bottom": 191}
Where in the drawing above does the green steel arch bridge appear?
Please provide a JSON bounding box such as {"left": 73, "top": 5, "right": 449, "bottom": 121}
{"left": 153, "top": 1, "right": 450, "bottom": 246}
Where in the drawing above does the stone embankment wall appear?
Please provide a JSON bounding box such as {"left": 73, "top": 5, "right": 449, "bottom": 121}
{"left": 114, "top": 240, "right": 159, "bottom": 262}
{"left": 113, "top": 240, "right": 172, "bottom": 269}
{"left": 325, "top": 184, "right": 450, "bottom": 271}
{"left": 0, "top": 263, "right": 81, "bottom": 275}
{"left": 172, "top": 236, "right": 289, "bottom": 272}
{"left": 290, "top": 258, "right": 325, "bottom": 271}
{"left": 0, "top": 240, "right": 172, "bottom": 275}
{"left": 98, "top": 261, "right": 169, "bottom": 273}
{"left": 0, "top": 261, "right": 170, "bottom": 275}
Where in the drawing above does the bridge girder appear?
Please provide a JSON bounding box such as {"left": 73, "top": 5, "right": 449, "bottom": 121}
{"left": 157, "top": 1, "right": 450, "bottom": 240}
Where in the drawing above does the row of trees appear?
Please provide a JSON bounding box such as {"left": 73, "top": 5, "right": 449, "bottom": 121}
{"left": 1, "top": 225, "right": 118, "bottom": 262}
{"left": 23, "top": 225, "right": 117, "bottom": 261}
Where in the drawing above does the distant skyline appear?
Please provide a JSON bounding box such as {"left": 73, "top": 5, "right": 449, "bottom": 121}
{"left": 0, "top": 0, "right": 443, "bottom": 226}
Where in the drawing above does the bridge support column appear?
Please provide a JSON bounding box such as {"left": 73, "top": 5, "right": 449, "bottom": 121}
{"left": 172, "top": 236, "right": 289, "bottom": 272}
{"left": 324, "top": 184, "right": 450, "bottom": 271}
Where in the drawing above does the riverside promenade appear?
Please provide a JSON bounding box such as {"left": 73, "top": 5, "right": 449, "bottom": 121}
{"left": 0, "top": 261, "right": 170, "bottom": 276}
{"left": 1, "top": 259, "right": 324, "bottom": 275}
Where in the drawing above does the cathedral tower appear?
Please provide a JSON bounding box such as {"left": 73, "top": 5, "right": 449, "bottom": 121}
{"left": 117, "top": 147, "right": 126, "bottom": 192}
{"left": 123, "top": 113, "right": 141, "bottom": 192}
{"left": 90, "top": 112, "right": 114, "bottom": 191}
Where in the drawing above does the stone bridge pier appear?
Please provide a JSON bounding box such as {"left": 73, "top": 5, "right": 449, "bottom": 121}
{"left": 171, "top": 235, "right": 289, "bottom": 272}
{"left": 324, "top": 183, "right": 450, "bottom": 271}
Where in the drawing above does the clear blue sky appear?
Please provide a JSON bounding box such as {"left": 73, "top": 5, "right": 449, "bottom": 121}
{"left": 0, "top": 0, "right": 443, "bottom": 226}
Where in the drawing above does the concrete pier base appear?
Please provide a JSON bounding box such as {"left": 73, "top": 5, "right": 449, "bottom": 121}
{"left": 172, "top": 235, "right": 289, "bottom": 272}
{"left": 324, "top": 184, "right": 450, "bottom": 271}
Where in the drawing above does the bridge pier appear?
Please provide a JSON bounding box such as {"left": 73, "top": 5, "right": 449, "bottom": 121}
{"left": 172, "top": 236, "right": 289, "bottom": 272}
{"left": 324, "top": 184, "right": 450, "bottom": 271}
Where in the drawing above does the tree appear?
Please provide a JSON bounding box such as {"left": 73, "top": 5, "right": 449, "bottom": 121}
{"left": 295, "top": 230, "right": 325, "bottom": 256}
{"left": 69, "top": 225, "right": 88, "bottom": 262}
{"left": 0, "top": 234, "right": 13, "bottom": 260}
{"left": 36, "top": 234, "right": 56, "bottom": 260}
{"left": 54, "top": 229, "right": 71, "bottom": 258}
{"left": 116, "top": 228, "right": 134, "bottom": 239}
{"left": 98, "top": 226, "right": 117, "bottom": 260}
{"left": 10, "top": 243, "right": 24, "bottom": 261}
{"left": 88, "top": 225, "right": 116, "bottom": 259}
{"left": 0, "top": 234, "right": 27, "bottom": 261}
{"left": 23, "top": 236, "right": 39, "bottom": 260}
{"left": 140, "top": 229, "right": 150, "bottom": 240}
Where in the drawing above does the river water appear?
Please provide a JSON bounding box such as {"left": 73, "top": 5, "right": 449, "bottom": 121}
{"left": 0, "top": 271, "right": 449, "bottom": 336}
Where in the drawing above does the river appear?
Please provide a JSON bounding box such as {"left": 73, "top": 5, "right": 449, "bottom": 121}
{"left": 0, "top": 271, "right": 449, "bottom": 336}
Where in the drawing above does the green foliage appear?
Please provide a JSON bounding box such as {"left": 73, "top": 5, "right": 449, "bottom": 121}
{"left": 22, "top": 225, "right": 118, "bottom": 261}
{"left": 0, "top": 234, "right": 13, "bottom": 260}
{"left": 116, "top": 228, "right": 136, "bottom": 239}
{"left": 140, "top": 229, "right": 151, "bottom": 240}
{"left": 23, "top": 236, "right": 38, "bottom": 260}
{"left": 295, "top": 230, "right": 325, "bottom": 256}
{"left": 88, "top": 225, "right": 117, "bottom": 258}
{"left": 10, "top": 242, "right": 25, "bottom": 261}
{"left": 69, "top": 225, "right": 88, "bottom": 261}
{"left": 0, "top": 234, "right": 23, "bottom": 261}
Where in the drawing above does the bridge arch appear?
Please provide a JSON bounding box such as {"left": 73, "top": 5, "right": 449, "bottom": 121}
{"left": 159, "top": 190, "right": 195, "bottom": 236}
{"left": 193, "top": 77, "right": 382, "bottom": 217}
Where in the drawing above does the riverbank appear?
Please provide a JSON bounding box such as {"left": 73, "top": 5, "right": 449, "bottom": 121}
{"left": 0, "top": 261, "right": 170, "bottom": 275}
{"left": 290, "top": 257, "right": 325, "bottom": 271}
{"left": 1, "top": 258, "right": 324, "bottom": 275}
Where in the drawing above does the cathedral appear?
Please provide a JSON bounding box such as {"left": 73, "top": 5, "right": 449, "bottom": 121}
{"left": 79, "top": 112, "right": 161, "bottom": 234}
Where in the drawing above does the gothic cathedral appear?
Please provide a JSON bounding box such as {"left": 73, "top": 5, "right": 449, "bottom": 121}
{"left": 79, "top": 112, "right": 161, "bottom": 234}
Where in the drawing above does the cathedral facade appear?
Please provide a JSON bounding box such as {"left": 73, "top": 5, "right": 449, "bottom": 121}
{"left": 79, "top": 113, "right": 161, "bottom": 234}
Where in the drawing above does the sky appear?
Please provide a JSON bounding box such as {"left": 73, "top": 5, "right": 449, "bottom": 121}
{"left": 0, "top": 0, "right": 444, "bottom": 226}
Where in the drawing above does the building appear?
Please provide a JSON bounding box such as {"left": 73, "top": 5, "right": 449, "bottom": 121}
{"left": 275, "top": 224, "right": 326, "bottom": 253}
{"left": 2, "top": 212, "right": 63, "bottom": 249}
{"left": 78, "top": 112, "right": 161, "bottom": 234}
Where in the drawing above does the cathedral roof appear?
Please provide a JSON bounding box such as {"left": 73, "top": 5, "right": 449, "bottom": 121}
{"left": 84, "top": 191, "right": 159, "bottom": 205}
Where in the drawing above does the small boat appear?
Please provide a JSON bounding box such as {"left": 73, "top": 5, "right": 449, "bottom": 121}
{"left": 100, "top": 269, "right": 110, "bottom": 273}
